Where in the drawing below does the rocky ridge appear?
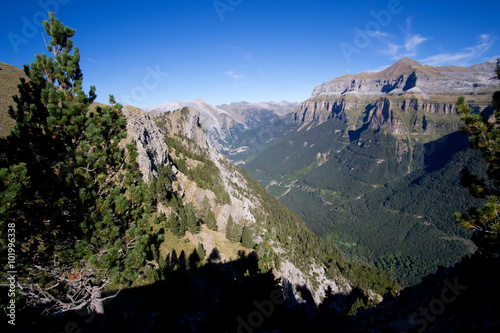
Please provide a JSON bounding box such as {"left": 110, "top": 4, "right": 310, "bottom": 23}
{"left": 312, "top": 57, "right": 499, "bottom": 98}
{"left": 145, "top": 99, "right": 298, "bottom": 150}
{"left": 296, "top": 58, "right": 500, "bottom": 139}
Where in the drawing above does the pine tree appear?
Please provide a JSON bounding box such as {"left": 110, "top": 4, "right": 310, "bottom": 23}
{"left": 185, "top": 202, "right": 199, "bottom": 234}
{"left": 241, "top": 226, "right": 255, "bottom": 249}
{"left": 256, "top": 234, "right": 276, "bottom": 273}
{"left": 225, "top": 215, "right": 240, "bottom": 242}
{"left": 178, "top": 207, "right": 187, "bottom": 236}
{"left": 0, "top": 12, "right": 161, "bottom": 315}
{"left": 196, "top": 242, "right": 206, "bottom": 260}
{"left": 455, "top": 62, "right": 500, "bottom": 254}
{"left": 200, "top": 195, "right": 211, "bottom": 219}
{"left": 206, "top": 209, "right": 218, "bottom": 231}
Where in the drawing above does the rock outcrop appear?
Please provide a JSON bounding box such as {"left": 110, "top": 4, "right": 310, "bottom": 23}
{"left": 122, "top": 105, "right": 171, "bottom": 183}
{"left": 312, "top": 57, "right": 499, "bottom": 98}
{"left": 295, "top": 57, "right": 500, "bottom": 139}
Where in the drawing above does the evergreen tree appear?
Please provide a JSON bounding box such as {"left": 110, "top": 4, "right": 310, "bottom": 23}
{"left": 178, "top": 207, "right": 187, "bottom": 236}
{"left": 456, "top": 62, "right": 500, "bottom": 254}
{"left": 0, "top": 13, "right": 161, "bottom": 314}
{"left": 167, "top": 211, "right": 179, "bottom": 235}
{"left": 225, "top": 215, "right": 240, "bottom": 242}
{"left": 256, "top": 234, "right": 276, "bottom": 273}
{"left": 196, "top": 242, "right": 206, "bottom": 260}
{"left": 200, "top": 195, "right": 211, "bottom": 219}
{"left": 205, "top": 209, "right": 218, "bottom": 231}
{"left": 241, "top": 225, "right": 255, "bottom": 249}
{"left": 185, "top": 202, "right": 199, "bottom": 234}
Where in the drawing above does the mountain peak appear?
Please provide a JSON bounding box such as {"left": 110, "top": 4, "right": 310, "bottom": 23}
{"left": 379, "top": 57, "right": 422, "bottom": 77}
{"left": 193, "top": 98, "right": 207, "bottom": 105}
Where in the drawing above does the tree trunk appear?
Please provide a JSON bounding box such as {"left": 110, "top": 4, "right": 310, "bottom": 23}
{"left": 91, "top": 286, "right": 105, "bottom": 315}
{"left": 90, "top": 286, "right": 109, "bottom": 332}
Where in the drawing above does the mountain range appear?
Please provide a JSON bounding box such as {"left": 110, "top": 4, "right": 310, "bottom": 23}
{"left": 144, "top": 99, "right": 299, "bottom": 150}
{"left": 176, "top": 57, "right": 500, "bottom": 285}
{"left": 2, "top": 55, "right": 500, "bottom": 332}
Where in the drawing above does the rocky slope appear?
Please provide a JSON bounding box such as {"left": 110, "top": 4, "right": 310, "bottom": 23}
{"left": 295, "top": 57, "right": 500, "bottom": 140}
{"left": 122, "top": 105, "right": 385, "bottom": 306}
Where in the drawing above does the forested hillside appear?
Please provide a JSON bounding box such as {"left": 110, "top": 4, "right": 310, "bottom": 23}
{"left": 228, "top": 58, "right": 500, "bottom": 285}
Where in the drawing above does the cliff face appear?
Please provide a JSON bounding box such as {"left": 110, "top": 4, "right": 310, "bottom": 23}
{"left": 296, "top": 58, "right": 500, "bottom": 139}
{"left": 122, "top": 105, "right": 171, "bottom": 183}
{"left": 312, "top": 57, "right": 499, "bottom": 98}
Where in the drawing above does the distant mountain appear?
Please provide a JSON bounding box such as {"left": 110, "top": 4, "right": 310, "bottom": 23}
{"left": 296, "top": 58, "right": 499, "bottom": 140}
{"left": 145, "top": 99, "right": 299, "bottom": 150}
{"left": 232, "top": 57, "right": 500, "bottom": 285}
{"left": 313, "top": 57, "right": 499, "bottom": 98}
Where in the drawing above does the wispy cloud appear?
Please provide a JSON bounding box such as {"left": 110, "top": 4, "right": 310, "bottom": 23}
{"left": 403, "top": 34, "right": 428, "bottom": 56}
{"left": 366, "top": 30, "right": 390, "bottom": 38}
{"left": 398, "top": 18, "right": 429, "bottom": 58}
{"left": 419, "top": 34, "right": 495, "bottom": 66}
{"left": 224, "top": 70, "right": 245, "bottom": 79}
{"left": 376, "top": 18, "right": 429, "bottom": 59}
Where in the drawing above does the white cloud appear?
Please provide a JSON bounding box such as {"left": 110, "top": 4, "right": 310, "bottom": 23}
{"left": 376, "top": 18, "right": 428, "bottom": 60}
{"left": 404, "top": 34, "right": 428, "bottom": 56}
{"left": 366, "top": 30, "right": 390, "bottom": 38}
{"left": 419, "top": 34, "right": 495, "bottom": 66}
{"left": 382, "top": 42, "right": 401, "bottom": 57}
{"left": 224, "top": 70, "right": 245, "bottom": 79}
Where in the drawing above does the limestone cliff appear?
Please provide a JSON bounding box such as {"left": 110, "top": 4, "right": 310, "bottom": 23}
{"left": 122, "top": 105, "right": 171, "bottom": 183}
{"left": 295, "top": 58, "right": 500, "bottom": 140}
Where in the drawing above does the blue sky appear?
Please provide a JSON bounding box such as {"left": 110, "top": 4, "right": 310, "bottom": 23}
{"left": 1, "top": 0, "right": 499, "bottom": 108}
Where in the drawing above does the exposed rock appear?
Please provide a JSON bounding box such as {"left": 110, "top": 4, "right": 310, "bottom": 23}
{"left": 128, "top": 105, "right": 354, "bottom": 306}
{"left": 122, "top": 105, "right": 170, "bottom": 183}
{"left": 295, "top": 58, "right": 500, "bottom": 139}
{"left": 312, "top": 57, "right": 500, "bottom": 98}
{"left": 145, "top": 99, "right": 298, "bottom": 150}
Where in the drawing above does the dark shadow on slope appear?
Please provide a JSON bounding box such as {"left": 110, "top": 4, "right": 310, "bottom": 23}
{"left": 423, "top": 131, "right": 471, "bottom": 172}
{"left": 343, "top": 251, "right": 500, "bottom": 332}
{"left": 3, "top": 247, "right": 401, "bottom": 333}
{"left": 2, "top": 250, "right": 284, "bottom": 333}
